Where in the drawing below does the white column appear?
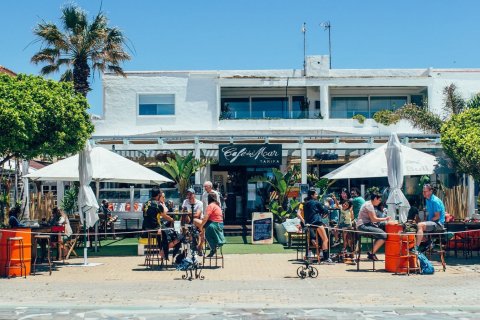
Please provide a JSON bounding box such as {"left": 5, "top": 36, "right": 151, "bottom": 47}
{"left": 21, "top": 160, "right": 30, "bottom": 219}
{"left": 300, "top": 140, "right": 307, "bottom": 184}
{"left": 56, "top": 181, "right": 64, "bottom": 209}
{"left": 320, "top": 85, "right": 329, "bottom": 119}
{"left": 194, "top": 138, "right": 201, "bottom": 184}
{"left": 468, "top": 175, "right": 475, "bottom": 217}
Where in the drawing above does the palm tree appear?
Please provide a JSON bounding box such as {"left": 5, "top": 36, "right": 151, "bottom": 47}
{"left": 159, "top": 152, "right": 211, "bottom": 200}
{"left": 31, "top": 4, "right": 131, "bottom": 96}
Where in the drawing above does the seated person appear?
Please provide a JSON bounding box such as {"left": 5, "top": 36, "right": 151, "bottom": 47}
{"left": 49, "top": 207, "right": 73, "bottom": 258}
{"left": 8, "top": 206, "right": 25, "bottom": 228}
{"left": 142, "top": 187, "right": 179, "bottom": 261}
{"left": 196, "top": 192, "right": 225, "bottom": 257}
{"left": 356, "top": 192, "right": 391, "bottom": 261}
{"left": 414, "top": 184, "right": 446, "bottom": 252}
{"left": 181, "top": 188, "right": 204, "bottom": 253}
{"left": 375, "top": 202, "right": 388, "bottom": 219}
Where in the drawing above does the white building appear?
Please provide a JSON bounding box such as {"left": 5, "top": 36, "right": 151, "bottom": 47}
{"left": 93, "top": 56, "right": 480, "bottom": 224}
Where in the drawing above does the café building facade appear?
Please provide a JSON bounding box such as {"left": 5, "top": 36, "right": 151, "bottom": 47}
{"left": 92, "top": 56, "right": 480, "bottom": 224}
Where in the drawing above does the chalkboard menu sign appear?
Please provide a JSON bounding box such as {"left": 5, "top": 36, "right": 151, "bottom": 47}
{"left": 251, "top": 212, "right": 273, "bottom": 244}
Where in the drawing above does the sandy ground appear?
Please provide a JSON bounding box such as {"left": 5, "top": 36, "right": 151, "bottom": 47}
{"left": 1, "top": 253, "right": 480, "bottom": 311}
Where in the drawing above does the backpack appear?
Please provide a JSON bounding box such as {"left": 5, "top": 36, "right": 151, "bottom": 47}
{"left": 417, "top": 252, "right": 435, "bottom": 275}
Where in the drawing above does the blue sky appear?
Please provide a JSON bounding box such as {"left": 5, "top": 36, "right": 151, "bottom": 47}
{"left": 2, "top": 0, "right": 479, "bottom": 116}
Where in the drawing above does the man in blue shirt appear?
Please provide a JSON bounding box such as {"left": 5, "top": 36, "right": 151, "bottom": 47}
{"left": 415, "top": 184, "right": 445, "bottom": 249}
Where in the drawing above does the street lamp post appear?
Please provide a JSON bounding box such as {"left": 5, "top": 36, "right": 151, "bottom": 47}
{"left": 320, "top": 21, "right": 332, "bottom": 69}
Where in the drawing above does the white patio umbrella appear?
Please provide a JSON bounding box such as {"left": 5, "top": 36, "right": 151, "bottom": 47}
{"left": 78, "top": 142, "right": 100, "bottom": 265}
{"left": 385, "top": 133, "right": 410, "bottom": 222}
{"left": 322, "top": 143, "right": 439, "bottom": 180}
{"left": 25, "top": 146, "right": 172, "bottom": 185}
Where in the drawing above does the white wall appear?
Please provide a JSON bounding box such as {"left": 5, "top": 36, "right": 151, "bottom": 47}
{"left": 95, "top": 67, "right": 480, "bottom": 137}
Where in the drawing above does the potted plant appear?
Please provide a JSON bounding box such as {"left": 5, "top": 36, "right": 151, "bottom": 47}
{"left": 256, "top": 165, "right": 301, "bottom": 244}
{"left": 352, "top": 114, "right": 366, "bottom": 125}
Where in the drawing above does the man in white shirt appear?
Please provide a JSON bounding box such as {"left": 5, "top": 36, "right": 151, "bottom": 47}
{"left": 182, "top": 188, "right": 203, "bottom": 219}
{"left": 182, "top": 188, "right": 205, "bottom": 254}
{"left": 201, "top": 181, "right": 221, "bottom": 215}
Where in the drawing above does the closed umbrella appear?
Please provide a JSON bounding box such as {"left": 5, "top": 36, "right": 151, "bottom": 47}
{"left": 78, "top": 141, "right": 99, "bottom": 265}
{"left": 385, "top": 133, "right": 410, "bottom": 222}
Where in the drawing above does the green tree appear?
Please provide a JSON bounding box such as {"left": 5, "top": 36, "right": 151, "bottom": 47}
{"left": 0, "top": 73, "right": 94, "bottom": 167}
{"left": 31, "top": 4, "right": 131, "bottom": 96}
{"left": 375, "top": 84, "right": 466, "bottom": 134}
{"left": 441, "top": 108, "right": 480, "bottom": 181}
{"left": 159, "top": 152, "right": 211, "bottom": 200}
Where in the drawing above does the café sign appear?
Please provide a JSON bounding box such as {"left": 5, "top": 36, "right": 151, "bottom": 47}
{"left": 219, "top": 144, "right": 282, "bottom": 166}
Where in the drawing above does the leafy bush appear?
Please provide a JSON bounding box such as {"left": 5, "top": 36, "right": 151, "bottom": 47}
{"left": 373, "top": 110, "right": 400, "bottom": 126}
{"left": 352, "top": 114, "right": 366, "bottom": 124}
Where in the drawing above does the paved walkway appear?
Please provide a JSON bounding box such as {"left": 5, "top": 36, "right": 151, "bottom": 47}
{"left": 1, "top": 253, "right": 479, "bottom": 318}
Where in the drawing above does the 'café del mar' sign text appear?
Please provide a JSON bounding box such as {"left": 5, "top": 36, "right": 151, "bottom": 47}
{"left": 219, "top": 144, "right": 282, "bottom": 166}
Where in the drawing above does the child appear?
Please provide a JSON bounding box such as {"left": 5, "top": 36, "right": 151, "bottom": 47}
{"left": 334, "top": 196, "right": 354, "bottom": 252}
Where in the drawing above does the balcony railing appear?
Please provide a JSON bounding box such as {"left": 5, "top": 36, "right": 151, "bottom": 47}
{"left": 219, "top": 110, "right": 322, "bottom": 120}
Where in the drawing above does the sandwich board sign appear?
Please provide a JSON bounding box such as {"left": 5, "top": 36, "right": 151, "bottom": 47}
{"left": 251, "top": 212, "right": 273, "bottom": 244}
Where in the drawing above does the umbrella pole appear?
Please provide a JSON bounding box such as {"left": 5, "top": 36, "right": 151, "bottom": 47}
{"left": 83, "top": 207, "right": 88, "bottom": 265}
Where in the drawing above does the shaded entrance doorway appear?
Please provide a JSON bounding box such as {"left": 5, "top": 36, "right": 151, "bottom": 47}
{"left": 211, "top": 165, "right": 275, "bottom": 224}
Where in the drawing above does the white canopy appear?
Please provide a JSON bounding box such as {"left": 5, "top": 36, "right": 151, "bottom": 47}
{"left": 25, "top": 147, "right": 172, "bottom": 184}
{"left": 322, "top": 143, "right": 438, "bottom": 180}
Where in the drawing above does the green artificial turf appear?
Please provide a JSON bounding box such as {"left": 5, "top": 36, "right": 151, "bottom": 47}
{"left": 82, "top": 236, "right": 297, "bottom": 257}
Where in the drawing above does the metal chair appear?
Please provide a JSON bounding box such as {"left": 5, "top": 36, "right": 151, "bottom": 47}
{"left": 144, "top": 231, "right": 163, "bottom": 269}
{"left": 32, "top": 235, "right": 52, "bottom": 276}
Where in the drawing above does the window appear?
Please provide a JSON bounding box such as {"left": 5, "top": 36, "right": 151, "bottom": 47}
{"left": 331, "top": 97, "right": 368, "bottom": 118}
{"left": 331, "top": 96, "right": 408, "bottom": 118}
{"left": 221, "top": 96, "right": 306, "bottom": 119}
{"left": 370, "top": 96, "right": 407, "bottom": 115}
{"left": 138, "top": 94, "right": 175, "bottom": 116}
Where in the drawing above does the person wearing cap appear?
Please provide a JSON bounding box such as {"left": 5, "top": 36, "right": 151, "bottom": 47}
{"left": 182, "top": 188, "right": 204, "bottom": 254}
{"left": 182, "top": 188, "right": 204, "bottom": 219}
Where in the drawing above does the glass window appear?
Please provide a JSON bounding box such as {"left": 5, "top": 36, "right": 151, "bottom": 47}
{"left": 221, "top": 98, "right": 250, "bottom": 119}
{"left": 251, "top": 97, "right": 288, "bottom": 118}
{"left": 292, "top": 96, "right": 307, "bottom": 118}
{"left": 331, "top": 97, "right": 368, "bottom": 118}
{"left": 139, "top": 94, "right": 175, "bottom": 116}
{"left": 370, "top": 96, "right": 407, "bottom": 116}
{"left": 411, "top": 95, "right": 424, "bottom": 107}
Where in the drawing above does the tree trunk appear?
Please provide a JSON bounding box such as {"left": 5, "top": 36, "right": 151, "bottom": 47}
{"left": 73, "top": 58, "right": 91, "bottom": 96}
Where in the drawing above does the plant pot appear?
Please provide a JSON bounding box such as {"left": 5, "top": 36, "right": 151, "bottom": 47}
{"left": 274, "top": 223, "right": 287, "bottom": 244}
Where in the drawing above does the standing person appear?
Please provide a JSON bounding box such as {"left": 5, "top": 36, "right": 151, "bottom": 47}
{"left": 212, "top": 182, "right": 226, "bottom": 213}
{"left": 303, "top": 189, "right": 332, "bottom": 263}
{"left": 350, "top": 187, "right": 365, "bottom": 221}
{"left": 100, "top": 199, "right": 117, "bottom": 239}
{"left": 333, "top": 195, "right": 354, "bottom": 253}
{"left": 414, "top": 184, "right": 445, "bottom": 251}
{"left": 356, "top": 193, "right": 391, "bottom": 261}
{"left": 201, "top": 181, "right": 221, "bottom": 216}
{"left": 196, "top": 192, "right": 226, "bottom": 257}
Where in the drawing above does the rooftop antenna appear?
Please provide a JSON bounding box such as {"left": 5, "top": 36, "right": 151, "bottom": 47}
{"left": 302, "top": 22, "right": 307, "bottom": 75}
{"left": 320, "top": 21, "right": 332, "bottom": 69}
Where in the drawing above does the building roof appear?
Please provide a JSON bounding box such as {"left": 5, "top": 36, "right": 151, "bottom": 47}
{"left": 0, "top": 66, "right": 16, "bottom": 76}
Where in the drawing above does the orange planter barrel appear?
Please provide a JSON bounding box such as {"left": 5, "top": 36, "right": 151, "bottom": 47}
{"left": 385, "top": 224, "right": 416, "bottom": 273}
{"left": 0, "top": 228, "right": 32, "bottom": 277}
